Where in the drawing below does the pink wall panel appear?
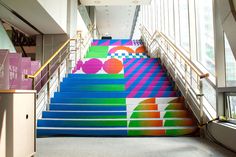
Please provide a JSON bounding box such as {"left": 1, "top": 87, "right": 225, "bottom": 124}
{"left": 21, "top": 57, "right": 32, "bottom": 89}
{"left": 9, "top": 53, "right": 22, "bottom": 89}
{"left": 31, "top": 60, "right": 41, "bottom": 90}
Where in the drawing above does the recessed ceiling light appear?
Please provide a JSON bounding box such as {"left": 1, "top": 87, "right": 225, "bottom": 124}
{"left": 94, "top": 0, "right": 101, "bottom": 4}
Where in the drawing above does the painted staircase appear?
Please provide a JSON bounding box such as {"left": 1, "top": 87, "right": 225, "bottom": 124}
{"left": 37, "top": 39, "right": 197, "bottom": 136}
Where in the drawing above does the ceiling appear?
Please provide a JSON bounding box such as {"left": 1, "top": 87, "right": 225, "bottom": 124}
{"left": 0, "top": 0, "right": 67, "bottom": 35}
{"left": 80, "top": 0, "right": 151, "bottom": 6}
{"left": 96, "top": 6, "right": 137, "bottom": 39}
{"left": 81, "top": 0, "right": 151, "bottom": 39}
{"left": 0, "top": 4, "right": 38, "bottom": 35}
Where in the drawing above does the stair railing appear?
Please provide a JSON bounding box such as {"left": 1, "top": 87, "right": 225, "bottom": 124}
{"left": 140, "top": 25, "right": 209, "bottom": 125}
{"left": 25, "top": 28, "right": 93, "bottom": 119}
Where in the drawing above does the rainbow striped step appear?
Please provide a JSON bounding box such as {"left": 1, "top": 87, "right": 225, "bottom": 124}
{"left": 37, "top": 40, "right": 197, "bottom": 137}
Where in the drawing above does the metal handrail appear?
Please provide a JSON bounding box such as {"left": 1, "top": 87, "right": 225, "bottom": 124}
{"left": 140, "top": 25, "right": 209, "bottom": 125}
{"left": 26, "top": 25, "right": 95, "bottom": 83}
{"left": 25, "top": 39, "right": 75, "bottom": 79}
{"left": 159, "top": 32, "right": 209, "bottom": 79}
{"left": 27, "top": 27, "right": 94, "bottom": 118}
{"left": 141, "top": 25, "right": 209, "bottom": 79}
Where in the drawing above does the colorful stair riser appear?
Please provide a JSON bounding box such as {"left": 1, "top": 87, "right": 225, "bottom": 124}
{"left": 91, "top": 39, "right": 142, "bottom": 46}
{"left": 38, "top": 40, "right": 196, "bottom": 137}
{"left": 39, "top": 97, "right": 194, "bottom": 136}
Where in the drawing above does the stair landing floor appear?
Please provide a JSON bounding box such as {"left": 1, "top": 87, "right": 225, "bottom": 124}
{"left": 36, "top": 137, "right": 236, "bottom": 157}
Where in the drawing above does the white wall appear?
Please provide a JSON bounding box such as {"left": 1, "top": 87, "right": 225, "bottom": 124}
{"left": 67, "top": 0, "right": 78, "bottom": 38}
{"left": 77, "top": 10, "right": 89, "bottom": 37}
{"left": 0, "top": 21, "right": 15, "bottom": 52}
{"left": 38, "top": 0, "right": 68, "bottom": 33}
{"left": 36, "top": 34, "right": 68, "bottom": 64}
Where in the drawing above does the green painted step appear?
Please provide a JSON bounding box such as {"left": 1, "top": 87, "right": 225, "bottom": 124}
{"left": 61, "top": 85, "right": 125, "bottom": 92}
{"left": 86, "top": 46, "right": 109, "bottom": 58}
{"left": 68, "top": 74, "right": 124, "bottom": 79}
{"left": 51, "top": 98, "right": 126, "bottom": 104}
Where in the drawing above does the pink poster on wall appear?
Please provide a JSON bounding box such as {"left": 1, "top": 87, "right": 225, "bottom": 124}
{"left": 21, "top": 57, "right": 32, "bottom": 90}
{"left": 31, "top": 60, "right": 41, "bottom": 91}
{"left": 8, "top": 53, "right": 22, "bottom": 89}
{"left": 0, "top": 50, "right": 9, "bottom": 89}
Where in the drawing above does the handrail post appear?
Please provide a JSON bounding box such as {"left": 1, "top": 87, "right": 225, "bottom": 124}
{"left": 57, "top": 51, "right": 61, "bottom": 92}
{"left": 198, "top": 78, "right": 205, "bottom": 137}
{"left": 199, "top": 79, "right": 204, "bottom": 125}
{"left": 77, "top": 31, "right": 82, "bottom": 60}
{"left": 46, "top": 64, "right": 50, "bottom": 110}
{"left": 75, "top": 38, "right": 78, "bottom": 64}
{"left": 32, "top": 78, "right": 35, "bottom": 90}
{"left": 184, "top": 63, "right": 188, "bottom": 97}
{"left": 57, "top": 66, "right": 60, "bottom": 92}
{"left": 66, "top": 47, "right": 70, "bottom": 76}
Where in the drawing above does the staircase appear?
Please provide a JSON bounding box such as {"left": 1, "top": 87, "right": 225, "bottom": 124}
{"left": 37, "top": 39, "right": 197, "bottom": 137}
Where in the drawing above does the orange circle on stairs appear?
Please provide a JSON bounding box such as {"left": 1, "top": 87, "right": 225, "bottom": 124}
{"left": 103, "top": 59, "right": 123, "bottom": 74}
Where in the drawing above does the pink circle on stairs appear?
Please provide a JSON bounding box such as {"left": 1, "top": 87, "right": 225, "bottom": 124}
{"left": 82, "top": 59, "right": 103, "bottom": 74}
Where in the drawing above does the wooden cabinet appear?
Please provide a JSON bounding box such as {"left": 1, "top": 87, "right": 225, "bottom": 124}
{"left": 0, "top": 90, "right": 36, "bottom": 157}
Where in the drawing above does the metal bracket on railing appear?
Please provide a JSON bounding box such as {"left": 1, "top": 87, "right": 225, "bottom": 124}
{"left": 196, "top": 94, "right": 204, "bottom": 97}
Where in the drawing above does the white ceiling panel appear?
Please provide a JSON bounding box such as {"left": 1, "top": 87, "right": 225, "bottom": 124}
{"left": 81, "top": 0, "right": 151, "bottom": 6}
{"left": 96, "top": 6, "right": 137, "bottom": 39}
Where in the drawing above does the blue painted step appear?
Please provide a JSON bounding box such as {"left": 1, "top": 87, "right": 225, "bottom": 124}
{"left": 52, "top": 91, "right": 178, "bottom": 98}
{"left": 42, "top": 111, "right": 126, "bottom": 119}
{"left": 49, "top": 104, "right": 126, "bottom": 111}
{"left": 37, "top": 119, "right": 127, "bottom": 128}
{"left": 60, "top": 85, "right": 173, "bottom": 92}
{"left": 37, "top": 128, "right": 127, "bottom": 136}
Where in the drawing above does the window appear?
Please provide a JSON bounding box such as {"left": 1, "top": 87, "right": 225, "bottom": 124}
{"left": 227, "top": 95, "right": 236, "bottom": 120}
{"left": 168, "top": 0, "right": 175, "bottom": 39}
{"left": 179, "top": 0, "right": 190, "bottom": 52}
{"left": 196, "top": 0, "right": 215, "bottom": 75}
{"left": 156, "top": 0, "right": 161, "bottom": 30}
{"left": 160, "top": 0, "right": 164, "bottom": 32}
{"left": 151, "top": 0, "right": 156, "bottom": 33}
{"left": 164, "top": 0, "right": 169, "bottom": 34}
{"left": 225, "top": 34, "right": 236, "bottom": 87}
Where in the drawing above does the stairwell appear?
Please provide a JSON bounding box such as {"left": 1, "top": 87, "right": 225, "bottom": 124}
{"left": 37, "top": 39, "right": 197, "bottom": 136}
